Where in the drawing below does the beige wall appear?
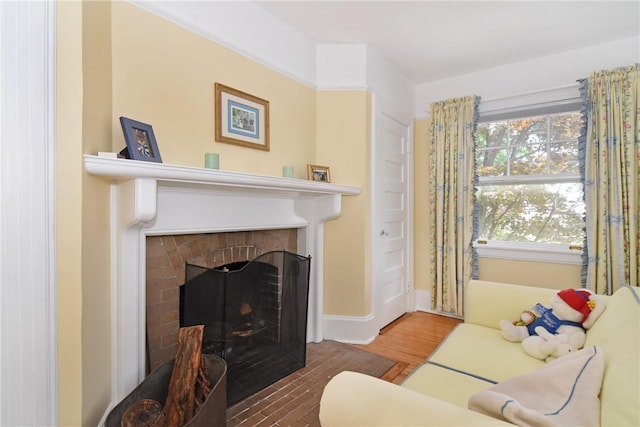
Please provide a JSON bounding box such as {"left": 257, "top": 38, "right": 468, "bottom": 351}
{"left": 56, "top": 2, "right": 84, "bottom": 425}
{"left": 57, "top": 1, "right": 114, "bottom": 424}
{"left": 477, "top": 258, "right": 581, "bottom": 290}
{"left": 81, "top": 1, "right": 114, "bottom": 424}
{"left": 110, "top": 2, "right": 316, "bottom": 175}
{"left": 413, "top": 118, "right": 583, "bottom": 297}
{"left": 413, "top": 119, "right": 431, "bottom": 291}
{"left": 317, "top": 91, "right": 372, "bottom": 315}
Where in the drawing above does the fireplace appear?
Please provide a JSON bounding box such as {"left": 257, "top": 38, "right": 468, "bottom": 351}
{"left": 146, "top": 229, "right": 299, "bottom": 371}
{"left": 181, "top": 250, "right": 311, "bottom": 404}
{"left": 83, "top": 155, "right": 360, "bottom": 414}
{"left": 147, "top": 230, "right": 311, "bottom": 404}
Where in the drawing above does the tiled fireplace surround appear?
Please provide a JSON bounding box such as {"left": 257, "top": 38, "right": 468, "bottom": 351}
{"left": 146, "top": 229, "right": 298, "bottom": 371}
{"left": 84, "top": 155, "right": 360, "bottom": 415}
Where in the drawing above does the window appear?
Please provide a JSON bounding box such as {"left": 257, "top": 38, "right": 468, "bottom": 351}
{"left": 475, "top": 112, "right": 584, "bottom": 253}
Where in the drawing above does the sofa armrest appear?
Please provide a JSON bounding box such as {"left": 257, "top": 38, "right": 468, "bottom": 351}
{"left": 319, "top": 371, "right": 513, "bottom": 426}
{"left": 465, "top": 280, "right": 557, "bottom": 329}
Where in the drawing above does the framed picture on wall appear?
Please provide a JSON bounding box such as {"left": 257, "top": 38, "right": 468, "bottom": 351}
{"left": 119, "top": 117, "right": 163, "bottom": 163}
{"left": 307, "top": 164, "right": 331, "bottom": 183}
{"left": 215, "top": 83, "right": 270, "bottom": 151}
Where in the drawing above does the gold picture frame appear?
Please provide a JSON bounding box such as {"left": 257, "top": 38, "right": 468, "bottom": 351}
{"left": 307, "top": 164, "right": 331, "bottom": 183}
{"left": 215, "top": 83, "right": 270, "bottom": 151}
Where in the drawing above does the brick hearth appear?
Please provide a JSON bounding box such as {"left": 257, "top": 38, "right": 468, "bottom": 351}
{"left": 145, "top": 229, "right": 298, "bottom": 371}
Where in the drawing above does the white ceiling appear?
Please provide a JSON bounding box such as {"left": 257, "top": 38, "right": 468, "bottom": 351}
{"left": 254, "top": 1, "right": 640, "bottom": 85}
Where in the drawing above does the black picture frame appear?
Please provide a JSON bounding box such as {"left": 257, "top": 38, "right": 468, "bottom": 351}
{"left": 119, "top": 117, "right": 162, "bottom": 163}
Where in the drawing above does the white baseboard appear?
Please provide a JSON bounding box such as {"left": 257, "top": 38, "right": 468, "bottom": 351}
{"left": 322, "top": 289, "right": 460, "bottom": 344}
{"left": 323, "top": 313, "right": 378, "bottom": 344}
{"left": 414, "top": 289, "right": 464, "bottom": 320}
{"left": 414, "top": 289, "right": 434, "bottom": 313}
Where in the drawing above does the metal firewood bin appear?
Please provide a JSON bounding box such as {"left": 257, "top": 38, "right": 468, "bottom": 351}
{"left": 104, "top": 354, "right": 227, "bottom": 427}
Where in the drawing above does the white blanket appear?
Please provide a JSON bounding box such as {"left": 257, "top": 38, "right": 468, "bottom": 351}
{"left": 468, "top": 345, "right": 605, "bottom": 427}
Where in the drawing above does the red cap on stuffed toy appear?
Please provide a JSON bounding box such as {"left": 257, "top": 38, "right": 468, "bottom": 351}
{"left": 557, "top": 289, "right": 593, "bottom": 323}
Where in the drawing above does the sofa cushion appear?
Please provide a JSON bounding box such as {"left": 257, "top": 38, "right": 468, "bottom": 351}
{"left": 584, "top": 290, "right": 621, "bottom": 348}
{"left": 468, "top": 345, "right": 604, "bottom": 427}
{"left": 320, "top": 371, "right": 514, "bottom": 426}
{"left": 427, "top": 324, "right": 545, "bottom": 383}
{"left": 585, "top": 286, "right": 640, "bottom": 427}
{"left": 465, "top": 280, "right": 557, "bottom": 329}
{"left": 402, "top": 363, "right": 494, "bottom": 407}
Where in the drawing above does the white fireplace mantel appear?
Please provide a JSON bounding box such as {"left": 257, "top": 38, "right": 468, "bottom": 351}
{"left": 83, "top": 155, "right": 361, "bottom": 408}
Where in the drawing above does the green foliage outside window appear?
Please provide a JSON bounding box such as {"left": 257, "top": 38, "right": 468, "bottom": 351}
{"left": 476, "top": 112, "right": 584, "bottom": 245}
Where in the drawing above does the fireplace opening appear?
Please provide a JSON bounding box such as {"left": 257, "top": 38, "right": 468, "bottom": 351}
{"left": 179, "top": 250, "right": 311, "bottom": 405}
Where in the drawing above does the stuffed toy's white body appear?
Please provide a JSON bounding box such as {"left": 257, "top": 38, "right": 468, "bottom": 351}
{"left": 499, "top": 288, "right": 606, "bottom": 362}
{"left": 521, "top": 326, "right": 579, "bottom": 362}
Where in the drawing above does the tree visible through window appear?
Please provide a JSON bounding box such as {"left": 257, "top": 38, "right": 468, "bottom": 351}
{"left": 475, "top": 112, "right": 585, "bottom": 245}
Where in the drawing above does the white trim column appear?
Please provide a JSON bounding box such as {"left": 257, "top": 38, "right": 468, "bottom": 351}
{"left": 0, "top": 1, "right": 57, "bottom": 425}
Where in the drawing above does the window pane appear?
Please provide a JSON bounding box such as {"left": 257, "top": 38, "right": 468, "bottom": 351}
{"left": 550, "top": 113, "right": 581, "bottom": 142}
{"left": 477, "top": 121, "right": 507, "bottom": 149}
{"left": 477, "top": 148, "right": 508, "bottom": 177}
{"left": 476, "top": 183, "right": 585, "bottom": 244}
{"left": 510, "top": 144, "right": 547, "bottom": 175}
{"left": 549, "top": 140, "right": 580, "bottom": 174}
{"left": 509, "top": 116, "right": 547, "bottom": 146}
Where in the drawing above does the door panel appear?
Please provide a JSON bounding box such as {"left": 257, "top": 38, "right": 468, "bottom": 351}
{"left": 375, "top": 108, "right": 410, "bottom": 329}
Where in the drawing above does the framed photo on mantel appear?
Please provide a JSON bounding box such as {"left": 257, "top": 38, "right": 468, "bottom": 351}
{"left": 215, "top": 83, "right": 270, "bottom": 151}
{"left": 119, "top": 116, "right": 163, "bottom": 163}
{"left": 307, "top": 164, "right": 331, "bottom": 183}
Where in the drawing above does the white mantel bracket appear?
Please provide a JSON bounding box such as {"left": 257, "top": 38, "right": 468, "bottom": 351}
{"left": 117, "top": 179, "right": 157, "bottom": 226}
{"left": 84, "top": 155, "right": 361, "bottom": 407}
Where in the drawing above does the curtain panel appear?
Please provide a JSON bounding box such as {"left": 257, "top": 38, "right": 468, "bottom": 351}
{"left": 579, "top": 64, "right": 639, "bottom": 294}
{"left": 428, "top": 96, "right": 480, "bottom": 316}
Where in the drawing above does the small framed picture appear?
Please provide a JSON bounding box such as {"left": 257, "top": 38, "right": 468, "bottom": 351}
{"left": 215, "top": 83, "right": 270, "bottom": 151}
{"left": 307, "top": 164, "right": 331, "bottom": 183}
{"left": 119, "top": 117, "right": 162, "bottom": 163}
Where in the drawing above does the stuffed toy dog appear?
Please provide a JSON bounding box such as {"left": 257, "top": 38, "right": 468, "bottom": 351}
{"left": 499, "top": 288, "right": 606, "bottom": 362}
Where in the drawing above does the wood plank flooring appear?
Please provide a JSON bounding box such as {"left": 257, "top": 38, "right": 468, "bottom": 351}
{"left": 354, "top": 311, "right": 462, "bottom": 384}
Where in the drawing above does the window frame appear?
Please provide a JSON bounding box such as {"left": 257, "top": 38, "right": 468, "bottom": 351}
{"left": 473, "top": 239, "right": 583, "bottom": 265}
{"left": 474, "top": 107, "right": 584, "bottom": 263}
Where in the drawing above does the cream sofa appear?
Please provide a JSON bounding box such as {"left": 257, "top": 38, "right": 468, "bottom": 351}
{"left": 319, "top": 280, "right": 640, "bottom": 426}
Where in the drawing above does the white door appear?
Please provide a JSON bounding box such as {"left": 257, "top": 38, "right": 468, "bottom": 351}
{"left": 374, "top": 104, "right": 411, "bottom": 329}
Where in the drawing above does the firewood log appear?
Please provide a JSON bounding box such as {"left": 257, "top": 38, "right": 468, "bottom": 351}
{"left": 163, "top": 325, "right": 204, "bottom": 427}
{"left": 121, "top": 399, "right": 165, "bottom": 427}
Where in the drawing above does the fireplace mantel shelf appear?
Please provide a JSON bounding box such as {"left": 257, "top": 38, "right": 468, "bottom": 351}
{"left": 84, "top": 155, "right": 361, "bottom": 197}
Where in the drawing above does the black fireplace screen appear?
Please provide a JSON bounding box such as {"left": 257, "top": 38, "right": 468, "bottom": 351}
{"left": 180, "top": 250, "right": 311, "bottom": 405}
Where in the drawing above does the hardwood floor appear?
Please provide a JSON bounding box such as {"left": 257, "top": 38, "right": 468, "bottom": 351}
{"left": 354, "top": 311, "right": 462, "bottom": 384}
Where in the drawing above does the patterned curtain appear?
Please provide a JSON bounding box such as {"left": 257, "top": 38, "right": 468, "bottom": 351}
{"left": 429, "top": 96, "right": 480, "bottom": 316}
{"left": 579, "top": 65, "right": 639, "bottom": 294}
